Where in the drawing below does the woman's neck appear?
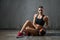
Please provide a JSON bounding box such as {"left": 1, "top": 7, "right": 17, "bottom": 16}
{"left": 38, "top": 13, "right": 43, "bottom": 16}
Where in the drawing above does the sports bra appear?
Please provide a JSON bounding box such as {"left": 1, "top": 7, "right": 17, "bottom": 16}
{"left": 35, "top": 14, "right": 45, "bottom": 26}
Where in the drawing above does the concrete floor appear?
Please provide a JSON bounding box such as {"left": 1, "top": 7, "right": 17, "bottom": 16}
{"left": 0, "top": 30, "right": 60, "bottom": 40}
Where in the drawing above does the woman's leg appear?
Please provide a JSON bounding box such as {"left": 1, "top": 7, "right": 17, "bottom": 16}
{"left": 39, "top": 27, "right": 46, "bottom": 36}
{"left": 17, "top": 20, "right": 35, "bottom": 37}
{"left": 25, "top": 26, "right": 39, "bottom": 36}
{"left": 24, "top": 27, "right": 46, "bottom": 36}
{"left": 20, "top": 20, "right": 35, "bottom": 33}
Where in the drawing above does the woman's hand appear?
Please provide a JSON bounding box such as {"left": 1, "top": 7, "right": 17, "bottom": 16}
{"left": 45, "top": 25, "right": 49, "bottom": 29}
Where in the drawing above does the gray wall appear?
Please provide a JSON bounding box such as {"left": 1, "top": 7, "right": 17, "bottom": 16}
{"left": 0, "top": 0, "right": 60, "bottom": 30}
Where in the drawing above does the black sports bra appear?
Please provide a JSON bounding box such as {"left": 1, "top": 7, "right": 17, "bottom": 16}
{"left": 35, "top": 14, "right": 45, "bottom": 26}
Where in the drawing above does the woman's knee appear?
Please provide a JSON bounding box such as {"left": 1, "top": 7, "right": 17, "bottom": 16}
{"left": 26, "top": 20, "right": 33, "bottom": 27}
{"left": 24, "top": 20, "right": 31, "bottom": 26}
{"left": 26, "top": 20, "right": 30, "bottom": 23}
{"left": 26, "top": 20, "right": 32, "bottom": 24}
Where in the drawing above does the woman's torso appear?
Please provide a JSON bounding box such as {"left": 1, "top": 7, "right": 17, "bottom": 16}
{"left": 35, "top": 14, "right": 45, "bottom": 26}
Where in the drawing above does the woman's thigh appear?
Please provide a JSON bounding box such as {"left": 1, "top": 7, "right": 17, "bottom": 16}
{"left": 27, "top": 20, "right": 35, "bottom": 28}
{"left": 25, "top": 27, "right": 39, "bottom": 36}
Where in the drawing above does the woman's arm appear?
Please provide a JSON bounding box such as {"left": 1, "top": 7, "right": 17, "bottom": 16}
{"left": 33, "top": 14, "right": 40, "bottom": 29}
{"left": 33, "top": 14, "right": 37, "bottom": 28}
{"left": 44, "top": 16, "right": 48, "bottom": 28}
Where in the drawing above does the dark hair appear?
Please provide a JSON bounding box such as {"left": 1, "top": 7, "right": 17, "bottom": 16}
{"left": 39, "top": 6, "right": 43, "bottom": 8}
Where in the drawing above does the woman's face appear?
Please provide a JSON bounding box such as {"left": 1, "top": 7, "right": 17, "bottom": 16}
{"left": 38, "top": 8, "right": 43, "bottom": 14}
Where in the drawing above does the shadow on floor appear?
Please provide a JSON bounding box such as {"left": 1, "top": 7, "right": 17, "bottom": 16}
{"left": 45, "top": 33, "right": 60, "bottom": 36}
{"left": 22, "top": 33, "right": 60, "bottom": 36}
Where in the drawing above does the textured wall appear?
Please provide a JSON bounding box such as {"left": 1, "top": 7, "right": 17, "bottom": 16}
{"left": 0, "top": 0, "right": 60, "bottom": 30}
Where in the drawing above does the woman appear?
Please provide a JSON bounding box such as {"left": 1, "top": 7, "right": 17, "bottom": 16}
{"left": 16, "top": 6, "right": 48, "bottom": 38}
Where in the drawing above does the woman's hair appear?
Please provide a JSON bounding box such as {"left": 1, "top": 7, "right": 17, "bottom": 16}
{"left": 39, "top": 6, "right": 43, "bottom": 8}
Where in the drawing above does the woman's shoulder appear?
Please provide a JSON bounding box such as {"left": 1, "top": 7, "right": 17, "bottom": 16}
{"left": 34, "top": 14, "right": 37, "bottom": 16}
{"left": 34, "top": 14, "right": 38, "bottom": 17}
{"left": 44, "top": 15, "right": 48, "bottom": 18}
{"left": 43, "top": 15, "right": 48, "bottom": 21}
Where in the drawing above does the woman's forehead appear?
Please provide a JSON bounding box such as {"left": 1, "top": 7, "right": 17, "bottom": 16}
{"left": 38, "top": 8, "right": 43, "bottom": 10}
